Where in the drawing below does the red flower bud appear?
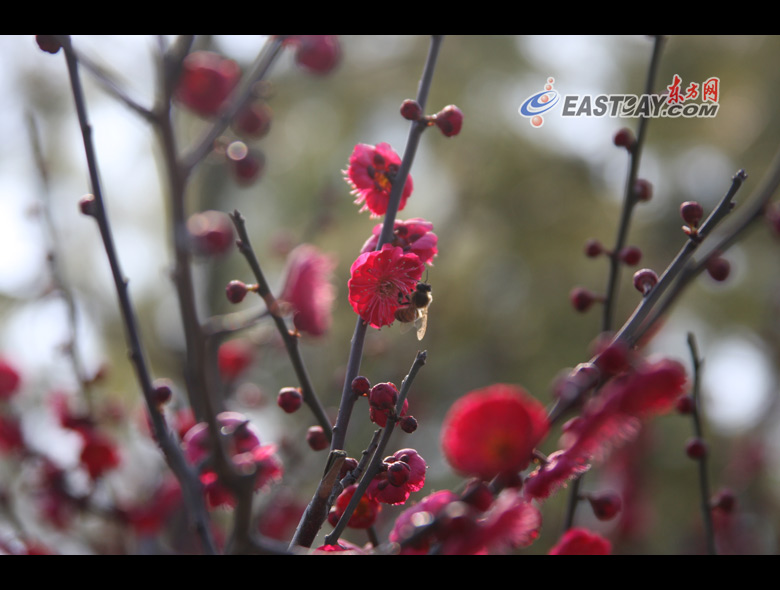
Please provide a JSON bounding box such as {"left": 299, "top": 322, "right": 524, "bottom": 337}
{"left": 400, "top": 99, "right": 423, "bottom": 121}
{"left": 618, "top": 246, "right": 642, "bottom": 266}
{"left": 685, "top": 437, "right": 707, "bottom": 460}
{"left": 633, "top": 268, "right": 658, "bottom": 295}
{"left": 587, "top": 491, "right": 622, "bottom": 521}
{"left": 706, "top": 255, "right": 730, "bottom": 282}
{"left": 306, "top": 425, "right": 329, "bottom": 451}
{"left": 351, "top": 376, "right": 371, "bottom": 397}
{"left": 680, "top": 201, "right": 704, "bottom": 227}
{"left": 277, "top": 387, "right": 303, "bottom": 414}
{"left": 613, "top": 127, "right": 635, "bottom": 151}
{"left": 633, "top": 178, "right": 653, "bottom": 202}
{"left": 434, "top": 105, "right": 463, "bottom": 137}
{"left": 226, "top": 280, "right": 251, "bottom": 304}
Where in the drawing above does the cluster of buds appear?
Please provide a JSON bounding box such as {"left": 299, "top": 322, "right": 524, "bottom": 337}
{"left": 400, "top": 99, "right": 464, "bottom": 138}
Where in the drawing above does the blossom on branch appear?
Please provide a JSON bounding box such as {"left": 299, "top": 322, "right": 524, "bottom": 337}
{"left": 348, "top": 244, "right": 424, "bottom": 329}
{"left": 360, "top": 218, "right": 438, "bottom": 265}
{"left": 441, "top": 384, "right": 549, "bottom": 481}
{"left": 279, "top": 244, "right": 336, "bottom": 337}
{"left": 344, "top": 143, "right": 413, "bottom": 217}
{"left": 524, "top": 357, "right": 687, "bottom": 501}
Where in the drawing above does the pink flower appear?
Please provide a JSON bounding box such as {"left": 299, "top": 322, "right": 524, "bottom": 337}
{"left": 366, "top": 448, "right": 427, "bottom": 506}
{"left": 548, "top": 527, "right": 611, "bottom": 555}
{"left": 441, "top": 384, "right": 549, "bottom": 481}
{"left": 344, "top": 143, "right": 413, "bottom": 217}
{"left": 360, "top": 218, "right": 438, "bottom": 265}
{"left": 348, "top": 244, "right": 424, "bottom": 329}
{"left": 279, "top": 244, "right": 336, "bottom": 337}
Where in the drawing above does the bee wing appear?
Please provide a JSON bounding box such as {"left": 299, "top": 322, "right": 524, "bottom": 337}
{"left": 399, "top": 315, "right": 417, "bottom": 334}
{"left": 415, "top": 307, "right": 429, "bottom": 340}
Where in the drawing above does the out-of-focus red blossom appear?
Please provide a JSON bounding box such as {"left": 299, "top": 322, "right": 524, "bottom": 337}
{"left": 441, "top": 384, "right": 549, "bottom": 481}
{"left": 389, "top": 489, "right": 459, "bottom": 554}
{"left": 0, "top": 537, "right": 53, "bottom": 555}
{"left": 366, "top": 448, "right": 427, "bottom": 505}
{"left": 548, "top": 527, "right": 611, "bottom": 555}
{"left": 360, "top": 218, "right": 438, "bottom": 265}
{"left": 0, "top": 414, "right": 24, "bottom": 453}
{"left": 123, "top": 476, "right": 182, "bottom": 536}
{"left": 278, "top": 244, "right": 336, "bottom": 337}
{"left": 79, "top": 429, "right": 121, "bottom": 480}
{"left": 37, "top": 460, "right": 72, "bottom": 529}
{"left": 524, "top": 358, "right": 687, "bottom": 501}
{"left": 437, "top": 491, "right": 542, "bottom": 555}
{"left": 0, "top": 358, "right": 21, "bottom": 400}
{"left": 256, "top": 490, "right": 306, "bottom": 541}
{"left": 314, "top": 540, "right": 365, "bottom": 554}
{"left": 344, "top": 142, "right": 413, "bottom": 217}
{"left": 232, "top": 101, "right": 272, "bottom": 139}
{"left": 181, "top": 412, "right": 282, "bottom": 508}
{"left": 175, "top": 51, "right": 240, "bottom": 117}
{"left": 187, "top": 210, "right": 234, "bottom": 257}
{"left": 217, "top": 338, "right": 255, "bottom": 381}
{"left": 285, "top": 35, "right": 341, "bottom": 75}
{"left": 389, "top": 489, "right": 541, "bottom": 555}
{"left": 328, "top": 484, "right": 381, "bottom": 529}
{"left": 348, "top": 244, "right": 424, "bottom": 329}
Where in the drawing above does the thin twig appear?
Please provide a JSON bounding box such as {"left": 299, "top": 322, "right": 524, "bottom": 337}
{"left": 564, "top": 35, "right": 665, "bottom": 532}
{"left": 323, "top": 350, "right": 427, "bottom": 547}
{"left": 181, "top": 36, "right": 284, "bottom": 172}
{"left": 59, "top": 35, "right": 217, "bottom": 555}
{"left": 686, "top": 333, "right": 716, "bottom": 555}
{"left": 229, "top": 209, "right": 332, "bottom": 437}
{"left": 290, "top": 35, "right": 445, "bottom": 550}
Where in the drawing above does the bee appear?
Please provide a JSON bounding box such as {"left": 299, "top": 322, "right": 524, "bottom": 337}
{"left": 395, "top": 282, "right": 433, "bottom": 340}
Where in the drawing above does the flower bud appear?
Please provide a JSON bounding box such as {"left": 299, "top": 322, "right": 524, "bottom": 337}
{"left": 633, "top": 268, "right": 658, "bottom": 295}
{"left": 226, "top": 280, "right": 251, "bottom": 304}
{"left": 351, "top": 376, "right": 371, "bottom": 397}
{"left": 433, "top": 105, "right": 463, "bottom": 137}
{"left": 369, "top": 382, "right": 398, "bottom": 411}
{"left": 400, "top": 99, "right": 422, "bottom": 121}
{"left": 618, "top": 246, "right": 642, "bottom": 266}
{"left": 680, "top": 201, "right": 704, "bottom": 227}
{"left": 587, "top": 492, "right": 622, "bottom": 521}
{"left": 706, "top": 255, "right": 730, "bottom": 282}
{"left": 399, "top": 415, "right": 418, "bottom": 433}
{"left": 613, "top": 127, "right": 635, "bottom": 151}
{"left": 633, "top": 178, "right": 653, "bottom": 202}
{"left": 306, "top": 425, "right": 329, "bottom": 451}
{"left": 685, "top": 437, "right": 707, "bottom": 460}
{"left": 277, "top": 387, "right": 303, "bottom": 414}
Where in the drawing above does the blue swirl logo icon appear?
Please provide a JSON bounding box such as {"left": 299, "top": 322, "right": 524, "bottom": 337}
{"left": 518, "top": 77, "right": 559, "bottom": 128}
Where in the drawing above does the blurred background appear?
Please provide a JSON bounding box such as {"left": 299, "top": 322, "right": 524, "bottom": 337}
{"left": 1, "top": 35, "right": 779, "bottom": 554}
